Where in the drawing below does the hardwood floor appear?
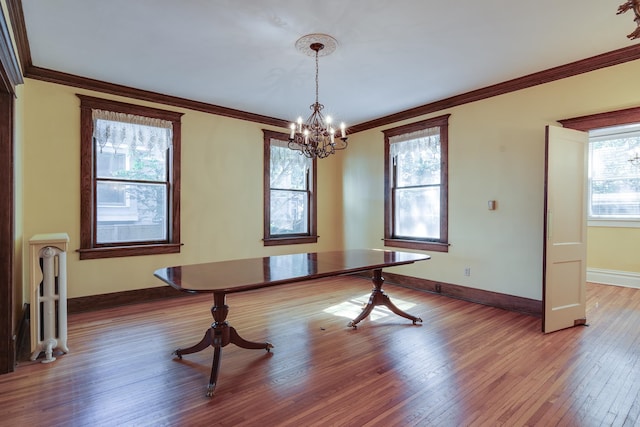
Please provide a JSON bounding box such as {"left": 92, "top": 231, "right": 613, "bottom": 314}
{"left": 0, "top": 276, "right": 638, "bottom": 426}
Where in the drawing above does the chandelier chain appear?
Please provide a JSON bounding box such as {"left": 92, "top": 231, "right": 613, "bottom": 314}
{"left": 315, "top": 49, "right": 319, "bottom": 106}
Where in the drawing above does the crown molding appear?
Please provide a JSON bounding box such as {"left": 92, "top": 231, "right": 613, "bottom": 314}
{"left": 350, "top": 44, "right": 640, "bottom": 134}
{"left": 25, "top": 65, "right": 288, "bottom": 128}
{"left": 0, "top": 1, "right": 23, "bottom": 95}
{"left": 7, "top": 0, "right": 640, "bottom": 133}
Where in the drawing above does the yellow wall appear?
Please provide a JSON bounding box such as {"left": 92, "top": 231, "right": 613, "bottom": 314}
{"left": 343, "top": 59, "right": 640, "bottom": 300}
{"left": 20, "top": 78, "right": 344, "bottom": 299}
{"left": 587, "top": 226, "right": 640, "bottom": 272}
{"left": 18, "top": 60, "right": 640, "bottom": 303}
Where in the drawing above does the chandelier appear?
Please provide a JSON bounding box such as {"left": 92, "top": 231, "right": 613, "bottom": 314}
{"left": 289, "top": 34, "right": 347, "bottom": 159}
{"left": 617, "top": 0, "right": 640, "bottom": 39}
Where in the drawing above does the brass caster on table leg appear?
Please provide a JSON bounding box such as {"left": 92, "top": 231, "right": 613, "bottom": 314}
{"left": 412, "top": 317, "right": 423, "bottom": 325}
{"left": 347, "top": 321, "right": 357, "bottom": 329}
{"left": 266, "top": 343, "right": 274, "bottom": 353}
{"left": 206, "top": 384, "right": 215, "bottom": 397}
{"left": 173, "top": 350, "right": 183, "bottom": 359}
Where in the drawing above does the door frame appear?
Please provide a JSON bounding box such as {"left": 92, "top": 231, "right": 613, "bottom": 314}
{"left": 0, "top": 4, "right": 23, "bottom": 374}
{"left": 0, "top": 91, "right": 14, "bottom": 373}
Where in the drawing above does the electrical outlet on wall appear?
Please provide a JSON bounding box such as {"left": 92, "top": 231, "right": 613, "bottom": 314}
{"left": 464, "top": 267, "right": 471, "bottom": 276}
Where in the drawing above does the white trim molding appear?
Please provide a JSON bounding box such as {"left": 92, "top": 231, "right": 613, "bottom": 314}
{"left": 588, "top": 220, "right": 640, "bottom": 228}
{"left": 587, "top": 268, "right": 640, "bottom": 289}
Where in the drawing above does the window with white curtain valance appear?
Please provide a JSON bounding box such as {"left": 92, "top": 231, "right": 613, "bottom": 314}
{"left": 389, "top": 126, "right": 440, "bottom": 159}
{"left": 92, "top": 109, "right": 173, "bottom": 153}
{"left": 383, "top": 114, "right": 450, "bottom": 252}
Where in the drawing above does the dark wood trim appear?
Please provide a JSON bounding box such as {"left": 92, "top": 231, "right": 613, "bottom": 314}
{"left": 0, "top": 90, "right": 15, "bottom": 373}
{"left": 0, "top": 4, "right": 23, "bottom": 95}
{"left": 78, "top": 95, "right": 183, "bottom": 259}
{"left": 381, "top": 116, "right": 451, "bottom": 138}
{"left": 77, "top": 243, "right": 183, "bottom": 260}
{"left": 263, "top": 236, "right": 320, "bottom": 246}
{"left": 262, "top": 129, "right": 318, "bottom": 246}
{"left": 68, "top": 269, "right": 539, "bottom": 317}
{"left": 67, "top": 286, "right": 194, "bottom": 314}
{"left": 5, "top": 0, "right": 30, "bottom": 74}
{"left": 383, "top": 115, "right": 450, "bottom": 251}
{"left": 8, "top": 0, "right": 640, "bottom": 134}
{"left": 6, "top": 0, "right": 288, "bottom": 127}
{"left": 383, "top": 239, "right": 449, "bottom": 252}
{"left": 15, "top": 304, "right": 28, "bottom": 362}
{"left": 76, "top": 94, "right": 184, "bottom": 122}
{"left": 559, "top": 105, "right": 640, "bottom": 131}
{"left": 10, "top": 0, "right": 640, "bottom": 135}
{"left": 30, "top": 66, "right": 289, "bottom": 128}
{"left": 350, "top": 44, "right": 640, "bottom": 134}
{"left": 379, "top": 271, "right": 542, "bottom": 317}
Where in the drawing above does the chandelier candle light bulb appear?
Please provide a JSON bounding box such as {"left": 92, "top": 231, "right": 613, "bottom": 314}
{"left": 288, "top": 34, "right": 348, "bottom": 159}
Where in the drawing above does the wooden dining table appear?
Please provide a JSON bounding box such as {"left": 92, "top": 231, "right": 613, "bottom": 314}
{"left": 154, "top": 249, "right": 430, "bottom": 396}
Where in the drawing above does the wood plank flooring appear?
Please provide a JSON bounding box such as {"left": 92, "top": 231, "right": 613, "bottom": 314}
{"left": 0, "top": 276, "right": 638, "bottom": 426}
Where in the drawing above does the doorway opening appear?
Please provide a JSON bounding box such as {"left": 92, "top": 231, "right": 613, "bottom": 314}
{"left": 586, "top": 123, "right": 640, "bottom": 290}
{"left": 559, "top": 107, "right": 640, "bottom": 292}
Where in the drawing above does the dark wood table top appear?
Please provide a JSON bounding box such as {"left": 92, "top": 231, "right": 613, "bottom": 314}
{"left": 154, "top": 249, "right": 430, "bottom": 294}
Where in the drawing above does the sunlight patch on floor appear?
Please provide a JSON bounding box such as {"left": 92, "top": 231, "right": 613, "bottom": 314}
{"left": 323, "top": 294, "right": 416, "bottom": 321}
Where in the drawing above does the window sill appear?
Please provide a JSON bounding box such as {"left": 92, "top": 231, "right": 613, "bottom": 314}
{"left": 78, "top": 243, "right": 182, "bottom": 260}
{"left": 384, "top": 238, "right": 449, "bottom": 253}
{"left": 588, "top": 219, "right": 640, "bottom": 228}
{"left": 263, "top": 235, "right": 319, "bottom": 246}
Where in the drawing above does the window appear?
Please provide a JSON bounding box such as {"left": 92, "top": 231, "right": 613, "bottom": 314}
{"left": 78, "top": 95, "right": 183, "bottom": 259}
{"left": 589, "top": 124, "right": 640, "bottom": 220}
{"left": 560, "top": 105, "right": 640, "bottom": 227}
{"left": 383, "top": 115, "right": 450, "bottom": 252}
{"left": 263, "top": 129, "right": 317, "bottom": 246}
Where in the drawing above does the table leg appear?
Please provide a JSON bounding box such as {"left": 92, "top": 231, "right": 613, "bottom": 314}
{"left": 348, "top": 269, "right": 423, "bottom": 328}
{"left": 174, "top": 293, "right": 273, "bottom": 397}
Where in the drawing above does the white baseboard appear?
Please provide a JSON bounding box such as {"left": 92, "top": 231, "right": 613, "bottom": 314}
{"left": 587, "top": 268, "right": 640, "bottom": 289}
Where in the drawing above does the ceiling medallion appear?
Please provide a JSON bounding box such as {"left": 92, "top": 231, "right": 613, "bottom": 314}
{"left": 294, "top": 33, "right": 338, "bottom": 57}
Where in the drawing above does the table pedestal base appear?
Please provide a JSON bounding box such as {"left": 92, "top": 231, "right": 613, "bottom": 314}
{"left": 348, "top": 269, "right": 423, "bottom": 328}
{"left": 173, "top": 293, "right": 273, "bottom": 397}
{"left": 175, "top": 268, "right": 420, "bottom": 397}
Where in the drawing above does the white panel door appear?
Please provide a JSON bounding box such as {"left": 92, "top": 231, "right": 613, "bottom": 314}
{"left": 543, "top": 125, "right": 588, "bottom": 333}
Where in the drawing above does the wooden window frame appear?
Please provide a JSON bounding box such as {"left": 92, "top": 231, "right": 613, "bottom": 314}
{"left": 560, "top": 106, "right": 640, "bottom": 225}
{"left": 383, "top": 114, "right": 450, "bottom": 252}
{"left": 559, "top": 106, "right": 640, "bottom": 132}
{"left": 263, "top": 129, "right": 318, "bottom": 246}
{"left": 77, "top": 95, "right": 183, "bottom": 260}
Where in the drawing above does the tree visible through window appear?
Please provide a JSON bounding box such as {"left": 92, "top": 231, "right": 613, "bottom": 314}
{"left": 589, "top": 124, "right": 640, "bottom": 219}
{"left": 263, "top": 130, "right": 317, "bottom": 246}
{"left": 78, "top": 95, "right": 183, "bottom": 259}
{"left": 383, "top": 115, "right": 449, "bottom": 252}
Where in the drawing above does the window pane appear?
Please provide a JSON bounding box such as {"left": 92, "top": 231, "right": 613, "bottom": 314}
{"left": 96, "top": 143, "right": 167, "bottom": 181}
{"left": 394, "top": 187, "right": 440, "bottom": 239}
{"left": 590, "top": 134, "right": 640, "bottom": 218}
{"left": 96, "top": 182, "right": 168, "bottom": 243}
{"left": 270, "top": 189, "right": 308, "bottom": 235}
{"left": 394, "top": 137, "right": 441, "bottom": 187}
{"left": 96, "top": 151, "right": 126, "bottom": 178}
{"left": 270, "top": 145, "right": 308, "bottom": 190}
{"left": 96, "top": 181, "right": 126, "bottom": 206}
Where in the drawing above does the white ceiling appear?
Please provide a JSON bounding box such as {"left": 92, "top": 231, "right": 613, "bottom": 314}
{"left": 19, "top": 0, "right": 640, "bottom": 127}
